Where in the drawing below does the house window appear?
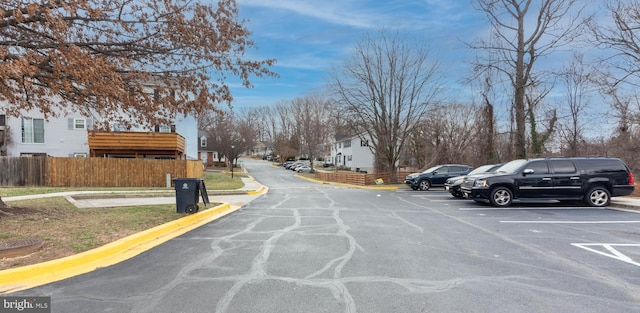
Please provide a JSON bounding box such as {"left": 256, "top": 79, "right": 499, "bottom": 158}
{"left": 360, "top": 139, "right": 368, "bottom": 147}
{"left": 0, "top": 114, "right": 6, "bottom": 127}
{"left": 74, "top": 118, "right": 86, "bottom": 130}
{"left": 22, "top": 118, "right": 45, "bottom": 143}
{"left": 343, "top": 140, "right": 351, "bottom": 148}
{"left": 155, "top": 124, "right": 175, "bottom": 133}
{"left": 200, "top": 136, "right": 207, "bottom": 147}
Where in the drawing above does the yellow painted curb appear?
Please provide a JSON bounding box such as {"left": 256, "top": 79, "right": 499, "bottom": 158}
{"left": 0, "top": 203, "right": 238, "bottom": 294}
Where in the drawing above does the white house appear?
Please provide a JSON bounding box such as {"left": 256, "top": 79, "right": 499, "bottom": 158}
{"left": 329, "top": 134, "right": 375, "bottom": 173}
{"left": 0, "top": 83, "right": 198, "bottom": 159}
{"left": 0, "top": 109, "right": 197, "bottom": 159}
{"left": 1, "top": 112, "right": 92, "bottom": 157}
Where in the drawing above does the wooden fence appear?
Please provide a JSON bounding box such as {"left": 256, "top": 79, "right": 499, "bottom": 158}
{"left": 0, "top": 157, "right": 47, "bottom": 186}
{"left": 315, "top": 170, "right": 414, "bottom": 186}
{"left": 0, "top": 157, "right": 202, "bottom": 187}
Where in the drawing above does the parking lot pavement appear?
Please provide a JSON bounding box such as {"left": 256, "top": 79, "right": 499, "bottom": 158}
{"left": 2, "top": 175, "right": 638, "bottom": 294}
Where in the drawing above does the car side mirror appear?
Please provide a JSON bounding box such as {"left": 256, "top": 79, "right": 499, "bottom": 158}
{"left": 523, "top": 168, "right": 534, "bottom": 175}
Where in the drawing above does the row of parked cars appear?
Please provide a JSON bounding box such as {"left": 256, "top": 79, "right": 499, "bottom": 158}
{"left": 405, "top": 157, "right": 635, "bottom": 207}
{"left": 283, "top": 160, "right": 314, "bottom": 173}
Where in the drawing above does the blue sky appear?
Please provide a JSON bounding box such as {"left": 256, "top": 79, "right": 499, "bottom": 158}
{"left": 229, "top": 0, "right": 488, "bottom": 110}
{"left": 227, "top": 1, "right": 624, "bottom": 138}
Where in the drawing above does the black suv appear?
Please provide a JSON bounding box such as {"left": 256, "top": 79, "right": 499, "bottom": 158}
{"left": 405, "top": 164, "right": 472, "bottom": 191}
{"left": 460, "top": 157, "right": 635, "bottom": 207}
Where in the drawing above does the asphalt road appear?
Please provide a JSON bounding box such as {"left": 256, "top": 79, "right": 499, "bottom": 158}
{"left": 11, "top": 159, "right": 640, "bottom": 312}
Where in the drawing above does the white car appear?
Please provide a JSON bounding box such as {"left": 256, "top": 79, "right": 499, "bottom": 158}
{"left": 296, "top": 165, "right": 314, "bottom": 173}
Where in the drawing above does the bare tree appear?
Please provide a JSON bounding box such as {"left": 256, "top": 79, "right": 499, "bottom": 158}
{"left": 479, "top": 74, "right": 499, "bottom": 164}
{"left": 556, "top": 53, "right": 594, "bottom": 156}
{"left": 234, "top": 108, "right": 260, "bottom": 159}
{"left": 252, "top": 106, "right": 274, "bottom": 156}
{"left": 330, "top": 30, "right": 441, "bottom": 182}
{"left": 472, "top": 0, "right": 585, "bottom": 158}
{"left": 589, "top": 1, "right": 640, "bottom": 88}
{"left": 404, "top": 124, "right": 430, "bottom": 170}
{"left": 600, "top": 86, "right": 640, "bottom": 172}
{"left": 204, "top": 112, "right": 234, "bottom": 163}
{"left": 202, "top": 109, "right": 257, "bottom": 171}
{"left": 586, "top": 1, "right": 640, "bottom": 171}
{"left": 525, "top": 82, "right": 557, "bottom": 156}
{"left": 270, "top": 101, "right": 300, "bottom": 162}
{"left": 417, "top": 103, "right": 479, "bottom": 167}
{"left": 291, "top": 95, "right": 333, "bottom": 171}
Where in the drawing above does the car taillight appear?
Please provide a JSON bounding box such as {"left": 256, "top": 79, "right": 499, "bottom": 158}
{"left": 629, "top": 172, "right": 635, "bottom": 185}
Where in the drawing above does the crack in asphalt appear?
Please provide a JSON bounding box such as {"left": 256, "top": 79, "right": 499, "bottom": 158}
{"left": 134, "top": 189, "right": 525, "bottom": 313}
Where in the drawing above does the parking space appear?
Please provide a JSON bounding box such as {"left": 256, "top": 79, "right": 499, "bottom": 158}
{"left": 398, "top": 187, "right": 640, "bottom": 273}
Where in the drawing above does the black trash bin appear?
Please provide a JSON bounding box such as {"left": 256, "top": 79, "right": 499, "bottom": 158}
{"left": 173, "top": 178, "right": 210, "bottom": 214}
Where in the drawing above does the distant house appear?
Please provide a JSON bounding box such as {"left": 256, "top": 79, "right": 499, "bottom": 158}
{"left": 329, "top": 134, "right": 375, "bottom": 172}
{"left": 197, "top": 130, "right": 224, "bottom": 165}
{"left": 252, "top": 141, "right": 273, "bottom": 158}
{"left": 0, "top": 85, "right": 198, "bottom": 159}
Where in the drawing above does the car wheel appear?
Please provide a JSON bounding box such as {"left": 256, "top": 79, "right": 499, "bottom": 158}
{"left": 419, "top": 180, "right": 431, "bottom": 191}
{"left": 584, "top": 186, "right": 610, "bottom": 207}
{"left": 452, "top": 192, "right": 464, "bottom": 198}
{"left": 489, "top": 187, "right": 512, "bottom": 207}
{"left": 411, "top": 186, "right": 418, "bottom": 190}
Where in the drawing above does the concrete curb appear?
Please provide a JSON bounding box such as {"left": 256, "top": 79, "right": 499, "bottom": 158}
{"left": 0, "top": 203, "right": 239, "bottom": 294}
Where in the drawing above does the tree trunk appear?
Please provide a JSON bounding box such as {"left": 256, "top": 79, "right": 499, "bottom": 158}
{"left": 514, "top": 43, "right": 527, "bottom": 159}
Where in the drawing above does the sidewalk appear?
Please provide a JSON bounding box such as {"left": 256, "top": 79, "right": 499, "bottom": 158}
{"left": 3, "top": 177, "right": 265, "bottom": 209}
{"left": 611, "top": 196, "right": 640, "bottom": 211}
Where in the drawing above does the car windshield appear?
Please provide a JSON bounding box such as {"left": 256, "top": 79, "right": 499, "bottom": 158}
{"left": 495, "top": 159, "right": 528, "bottom": 174}
{"left": 421, "top": 166, "right": 440, "bottom": 174}
{"left": 467, "top": 164, "right": 495, "bottom": 175}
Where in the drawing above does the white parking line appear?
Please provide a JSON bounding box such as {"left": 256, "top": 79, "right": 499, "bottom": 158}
{"left": 459, "top": 207, "right": 603, "bottom": 211}
{"left": 572, "top": 243, "right": 640, "bottom": 267}
{"left": 499, "top": 221, "right": 640, "bottom": 224}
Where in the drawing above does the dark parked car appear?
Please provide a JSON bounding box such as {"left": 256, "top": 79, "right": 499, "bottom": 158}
{"left": 405, "top": 164, "right": 473, "bottom": 191}
{"left": 460, "top": 157, "right": 635, "bottom": 207}
{"left": 445, "top": 163, "right": 504, "bottom": 198}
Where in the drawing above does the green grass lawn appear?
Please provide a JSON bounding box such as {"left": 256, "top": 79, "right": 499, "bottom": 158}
{"left": 0, "top": 172, "right": 244, "bottom": 198}
{"left": 0, "top": 171, "right": 244, "bottom": 270}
